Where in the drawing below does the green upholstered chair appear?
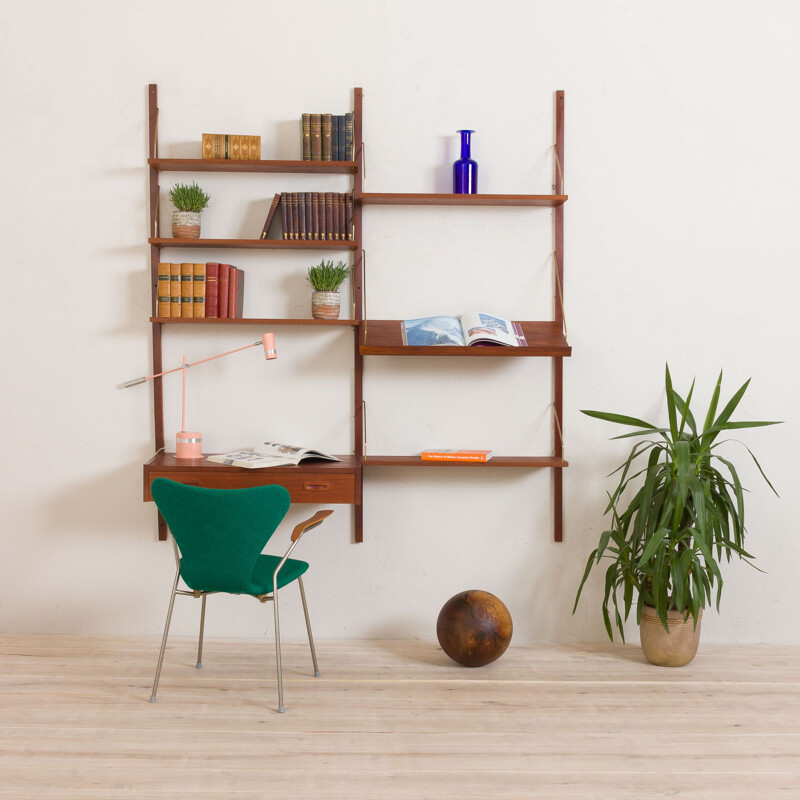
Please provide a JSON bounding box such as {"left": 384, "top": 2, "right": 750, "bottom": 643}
{"left": 149, "top": 477, "right": 333, "bottom": 713}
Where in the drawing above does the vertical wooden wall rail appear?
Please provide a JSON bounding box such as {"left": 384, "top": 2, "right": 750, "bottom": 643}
{"left": 352, "top": 87, "right": 365, "bottom": 543}
{"left": 553, "top": 89, "right": 565, "bottom": 542}
{"left": 149, "top": 84, "right": 167, "bottom": 541}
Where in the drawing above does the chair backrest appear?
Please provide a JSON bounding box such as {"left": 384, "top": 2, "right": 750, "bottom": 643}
{"left": 151, "top": 478, "right": 291, "bottom": 594}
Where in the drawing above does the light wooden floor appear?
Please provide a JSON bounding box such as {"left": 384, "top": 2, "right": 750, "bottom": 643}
{"left": 1, "top": 635, "right": 799, "bottom": 798}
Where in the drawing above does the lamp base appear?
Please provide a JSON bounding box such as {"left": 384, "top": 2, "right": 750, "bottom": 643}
{"left": 176, "top": 431, "right": 202, "bottom": 459}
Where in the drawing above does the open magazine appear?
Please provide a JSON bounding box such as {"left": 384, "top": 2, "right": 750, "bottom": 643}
{"left": 402, "top": 311, "right": 527, "bottom": 348}
{"left": 207, "top": 441, "right": 341, "bottom": 469}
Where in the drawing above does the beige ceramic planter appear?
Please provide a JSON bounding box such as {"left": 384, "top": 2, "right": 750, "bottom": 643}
{"left": 172, "top": 210, "right": 201, "bottom": 238}
{"left": 311, "top": 291, "right": 341, "bottom": 320}
{"left": 640, "top": 605, "right": 702, "bottom": 667}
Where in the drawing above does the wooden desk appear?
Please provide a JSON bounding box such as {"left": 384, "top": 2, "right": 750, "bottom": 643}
{"left": 143, "top": 453, "right": 359, "bottom": 540}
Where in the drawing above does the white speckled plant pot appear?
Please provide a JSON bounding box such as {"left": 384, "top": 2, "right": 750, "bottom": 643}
{"left": 172, "top": 210, "right": 201, "bottom": 238}
{"left": 311, "top": 291, "right": 341, "bottom": 320}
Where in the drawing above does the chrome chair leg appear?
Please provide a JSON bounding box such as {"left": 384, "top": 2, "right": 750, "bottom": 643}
{"left": 272, "top": 583, "right": 285, "bottom": 713}
{"left": 150, "top": 569, "right": 180, "bottom": 703}
{"left": 298, "top": 576, "right": 320, "bottom": 678}
{"left": 196, "top": 593, "right": 207, "bottom": 669}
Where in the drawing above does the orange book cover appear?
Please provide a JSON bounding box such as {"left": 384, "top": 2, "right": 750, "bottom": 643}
{"left": 420, "top": 449, "right": 493, "bottom": 462}
{"left": 169, "top": 264, "right": 181, "bottom": 317}
{"left": 180, "top": 263, "right": 194, "bottom": 318}
{"left": 157, "top": 262, "right": 171, "bottom": 317}
{"left": 192, "top": 263, "right": 206, "bottom": 318}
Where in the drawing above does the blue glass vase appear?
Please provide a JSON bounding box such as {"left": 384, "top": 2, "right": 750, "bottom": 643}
{"left": 453, "top": 129, "right": 478, "bottom": 194}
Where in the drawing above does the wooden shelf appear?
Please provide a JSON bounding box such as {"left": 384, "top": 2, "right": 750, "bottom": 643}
{"left": 149, "top": 238, "right": 358, "bottom": 250}
{"left": 150, "top": 317, "right": 358, "bottom": 327}
{"left": 149, "top": 158, "right": 358, "bottom": 175}
{"left": 358, "top": 193, "right": 567, "bottom": 207}
{"left": 360, "top": 321, "right": 571, "bottom": 357}
{"left": 362, "top": 456, "right": 568, "bottom": 468}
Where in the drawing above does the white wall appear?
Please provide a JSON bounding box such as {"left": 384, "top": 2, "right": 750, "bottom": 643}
{"left": 1, "top": 0, "right": 797, "bottom": 645}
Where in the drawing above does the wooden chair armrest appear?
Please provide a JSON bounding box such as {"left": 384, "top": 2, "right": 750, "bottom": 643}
{"left": 290, "top": 509, "right": 334, "bottom": 542}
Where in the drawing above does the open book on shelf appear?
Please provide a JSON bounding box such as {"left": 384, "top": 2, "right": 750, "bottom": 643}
{"left": 402, "top": 312, "right": 527, "bottom": 348}
{"left": 207, "top": 441, "right": 341, "bottom": 469}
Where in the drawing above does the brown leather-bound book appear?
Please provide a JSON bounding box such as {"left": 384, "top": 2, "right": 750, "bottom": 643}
{"left": 333, "top": 193, "right": 343, "bottom": 241}
{"left": 280, "top": 192, "right": 289, "bottom": 240}
{"left": 310, "top": 115, "right": 322, "bottom": 160}
{"left": 170, "top": 264, "right": 181, "bottom": 317}
{"left": 205, "top": 263, "right": 219, "bottom": 318}
{"left": 157, "top": 262, "right": 171, "bottom": 317}
{"left": 202, "top": 134, "right": 214, "bottom": 160}
{"left": 304, "top": 192, "right": 313, "bottom": 241}
{"left": 248, "top": 136, "right": 261, "bottom": 159}
{"left": 230, "top": 135, "right": 241, "bottom": 160}
{"left": 260, "top": 193, "right": 281, "bottom": 239}
{"left": 228, "top": 267, "right": 238, "bottom": 318}
{"left": 193, "top": 263, "right": 206, "bottom": 318}
{"left": 346, "top": 192, "right": 354, "bottom": 241}
{"left": 298, "top": 193, "right": 307, "bottom": 241}
{"left": 218, "top": 264, "right": 230, "bottom": 319}
{"left": 286, "top": 193, "right": 295, "bottom": 240}
{"left": 325, "top": 192, "right": 334, "bottom": 240}
{"left": 321, "top": 114, "right": 333, "bottom": 161}
{"left": 180, "top": 263, "right": 194, "bottom": 317}
{"left": 312, "top": 192, "right": 321, "bottom": 240}
{"left": 301, "top": 114, "right": 311, "bottom": 160}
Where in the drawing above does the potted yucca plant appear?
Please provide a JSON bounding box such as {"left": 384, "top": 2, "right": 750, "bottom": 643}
{"left": 306, "top": 259, "right": 351, "bottom": 319}
{"left": 574, "top": 365, "right": 780, "bottom": 666}
{"left": 169, "top": 182, "right": 210, "bottom": 238}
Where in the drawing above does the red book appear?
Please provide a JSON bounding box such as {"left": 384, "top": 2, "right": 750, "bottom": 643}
{"left": 260, "top": 193, "right": 281, "bottom": 240}
{"left": 280, "top": 192, "right": 289, "bottom": 240}
{"left": 218, "top": 264, "right": 230, "bottom": 319}
{"left": 205, "top": 263, "right": 219, "bottom": 318}
{"left": 325, "top": 192, "right": 334, "bottom": 240}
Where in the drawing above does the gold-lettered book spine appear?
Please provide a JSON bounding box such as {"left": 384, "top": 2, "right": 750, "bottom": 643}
{"left": 169, "top": 263, "right": 181, "bottom": 317}
{"left": 157, "top": 262, "right": 171, "bottom": 317}
{"left": 193, "top": 263, "right": 206, "bottom": 318}
{"left": 180, "top": 263, "right": 193, "bottom": 318}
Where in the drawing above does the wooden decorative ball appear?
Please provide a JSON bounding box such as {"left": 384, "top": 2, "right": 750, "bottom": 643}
{"left": 436, "top": 590, "right": 513, "bottom": 667}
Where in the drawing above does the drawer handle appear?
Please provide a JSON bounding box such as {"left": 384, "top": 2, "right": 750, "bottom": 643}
{"left": 303, "top": 482, "right": 330, "bottom": 492}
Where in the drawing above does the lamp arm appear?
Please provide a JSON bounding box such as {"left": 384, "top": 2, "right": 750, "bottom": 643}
{"left": 121, "top": 339, "right": 264, "bottom": 388}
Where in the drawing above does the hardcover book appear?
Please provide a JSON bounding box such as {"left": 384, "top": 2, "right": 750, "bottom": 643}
{"left": 170, "top": 264, "right": 181, "bottom": 317}
{"left": 218, "top": 264, "right": 230, "bottom": 319}
{"left": 205, "top": 263, "right": 219, "bottom": 318}
{"left": 208, "top": 441, "right": 341, "bottom": 469}
{"left": 401, "top": 312, "right": 528, "bottom": 348}
{"left": 180, "top": 263, "right": 194, "bottom": 318}
{"left": 321, "top": 113, "right": 333, "bottom": 160}
{"left": 420, "top": 449, "right": 493, "bottom": 462}
{"left": 301, "top": 114, "right": 311, "bottom": 160}
{"left": 280, "top": 192, "right": 289, "bottom": 240}
{"left": 192, "top": 263, "right": 206, "bottom": 318}
{"left": 310, "top": 115, "right": 322, "bottom": 160}
{"left": 157, "top": 263, "right": 171, "bottom": 317}
{"left": 345, "top": 112, "right": 354, "bottom": 161}
{"left": 260, "top": 193, "right": 281, "bottom": 240}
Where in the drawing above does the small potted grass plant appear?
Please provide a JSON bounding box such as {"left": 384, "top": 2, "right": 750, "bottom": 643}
{"left": 169, "top": 182, "right": 210, "bottom": 238}
{"left": 306, "top": 259, "right": 351, "bottom": 319}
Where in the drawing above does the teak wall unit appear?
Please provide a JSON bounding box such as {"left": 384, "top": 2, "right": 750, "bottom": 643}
{"left": 142, "top": 85, "right": 569, "bottom": 543}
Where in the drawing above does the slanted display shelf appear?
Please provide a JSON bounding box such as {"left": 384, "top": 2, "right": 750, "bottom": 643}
{"left": 357, "top": 193, "right": 567, "bottom": 207}
{"left": 360, "top": 320, "right": 570, "bottom": 357}
{"left": 150, "top": 317, "right": 358, "bottom": 326}
{"left": 148, "top": 158, "right": 359, "bottom": 175}
{"left": 148, "top": 237, "right": 357, "bottom": 251}
{"left": 362, "top": 455, "right": 568, "bottom": 468}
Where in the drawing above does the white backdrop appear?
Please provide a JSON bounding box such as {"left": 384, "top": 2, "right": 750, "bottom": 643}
{"left": 1, "top": 0, "right": 797, "bottom": 644}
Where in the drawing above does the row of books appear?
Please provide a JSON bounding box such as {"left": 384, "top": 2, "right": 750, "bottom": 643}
{"left": 157, "top": 263, "right": 244, "bottom": 319}
{"left": 260, "top": 191, "right": 354, "bottom": 241}
{"left": 301, "top": 113, "right": 354, "bottom": 161}
{"left": 202, "top": 134, "right": 261, "bottom": 160}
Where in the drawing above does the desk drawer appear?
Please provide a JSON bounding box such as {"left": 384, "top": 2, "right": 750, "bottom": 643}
{"left": 145, "top": 469, "right": 355, "bottom": 504}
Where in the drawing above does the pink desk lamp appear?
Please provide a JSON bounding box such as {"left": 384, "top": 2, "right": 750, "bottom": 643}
{"left": 122, "top": 333, "right": 277, "bottom": 459}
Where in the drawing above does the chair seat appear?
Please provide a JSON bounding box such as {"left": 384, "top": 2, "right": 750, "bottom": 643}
{"left": 250, "top": 554, "right": 309, "bottom": 595}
